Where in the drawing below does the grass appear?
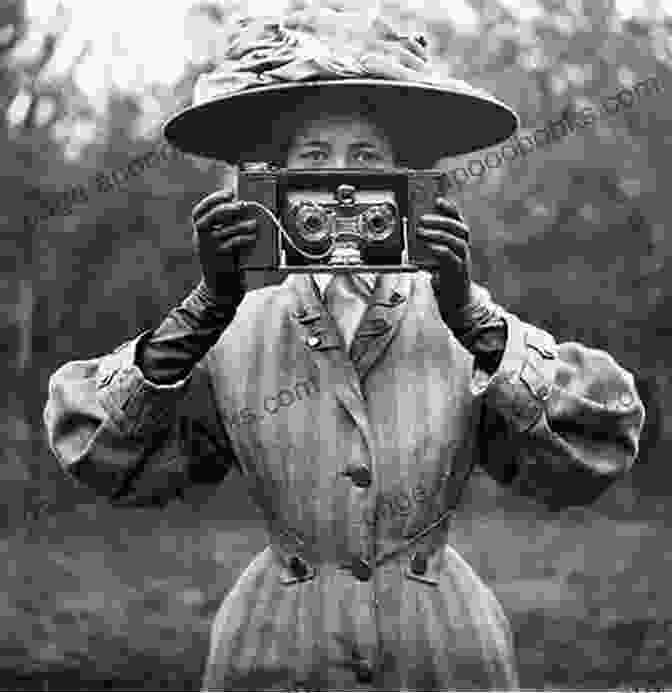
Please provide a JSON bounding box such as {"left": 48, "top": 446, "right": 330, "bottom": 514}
{"left": 1, "top": 471, "right": 671, "bottom": 691}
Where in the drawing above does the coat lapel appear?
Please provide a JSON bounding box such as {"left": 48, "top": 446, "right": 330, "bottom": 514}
{"left": 284, "top": 272, "right": 413, "bottom": 463}
{"left": 285, "top": 273, "right": 377, "bottom": 459}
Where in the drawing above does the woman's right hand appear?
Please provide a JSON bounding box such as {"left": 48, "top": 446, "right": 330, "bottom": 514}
{"left": 191, "top": 189, "right": 259, "bottom": 301}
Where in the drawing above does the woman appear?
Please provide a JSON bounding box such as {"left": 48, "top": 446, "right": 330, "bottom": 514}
{"left": 44, "top": 16, "right": 644, "bottom": 691}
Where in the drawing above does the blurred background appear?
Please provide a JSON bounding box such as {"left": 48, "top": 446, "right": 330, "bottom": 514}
{"left": 2, "top": 0, "right": 672, "bottom": 689}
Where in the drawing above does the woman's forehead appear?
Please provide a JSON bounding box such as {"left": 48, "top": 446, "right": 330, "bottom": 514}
{"left": 292, "top": 112, "right": 391, "bottom": 146}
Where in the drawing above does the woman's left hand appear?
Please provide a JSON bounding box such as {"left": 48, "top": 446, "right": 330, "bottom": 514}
{"left": 417, "top": 197, "right": 473, "bottom": 326}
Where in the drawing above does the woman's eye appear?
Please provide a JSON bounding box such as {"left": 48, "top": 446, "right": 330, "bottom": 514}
{"left": 353, "top": 150, "right": 383, "bottom": 164}
{"left": 300, "top": 150, "right": 328, "bottom": 162}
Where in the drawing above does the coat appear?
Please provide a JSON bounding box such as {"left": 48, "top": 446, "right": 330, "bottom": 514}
{"left": 44, "top": 272, "right": 645, "bottom": 691}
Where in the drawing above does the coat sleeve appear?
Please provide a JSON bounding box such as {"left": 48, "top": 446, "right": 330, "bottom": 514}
{"left": 43, "top": 332, "right": 239, "bottom": 508}
{"left": 473, "top": 311, "right": 645, "bottom": 510}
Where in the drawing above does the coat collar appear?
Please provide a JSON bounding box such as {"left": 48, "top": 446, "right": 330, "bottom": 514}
{"left": 311, "top": 272, "right": 378, "bottom": 300}
{"left": 285, "top": 271, "right": 412, "bottom": 382}
{"left": 283, "top": 271, "right": 413, "bottom": 476}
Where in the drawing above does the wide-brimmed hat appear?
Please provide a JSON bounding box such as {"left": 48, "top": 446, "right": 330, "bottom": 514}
{"left": 163, "top": 15, "right": 519, "bottom": 168}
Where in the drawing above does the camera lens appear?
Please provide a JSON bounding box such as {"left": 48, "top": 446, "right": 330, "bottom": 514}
{"left": 368, "top": 213, "right": 387, "bottom": 232}
{"left": 304, "top": 212, "right": 323, "bottom": 232}
{"left": 361, "top": 204, "right": 396, "bottom": 240}
{"left": 292, "top": 202, "right": 330, "bottom": 241}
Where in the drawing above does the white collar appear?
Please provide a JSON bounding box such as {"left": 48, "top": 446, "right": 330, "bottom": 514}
{"left": 312, "top": 272, "right": 378, "bottom": 300}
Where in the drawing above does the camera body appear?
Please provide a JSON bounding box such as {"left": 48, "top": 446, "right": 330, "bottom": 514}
{"left": 237, "top": 164, "right": 447, "bottom": 272}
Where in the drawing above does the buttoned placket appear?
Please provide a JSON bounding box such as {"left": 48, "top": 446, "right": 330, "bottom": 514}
{"left": 291, "top": 301, "right": 378, "bottom": 575}
{"left": 285, "top": 273, "right": 412, "bottom": 683}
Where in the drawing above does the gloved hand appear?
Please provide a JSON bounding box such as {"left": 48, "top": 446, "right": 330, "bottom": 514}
{"left": 417, "top": 197, "right": 472, "bottom": 327}
{"left": 191, "top": 188, "right": 259, "bottom": 304}
{"left": 134, "top": 190, "right": 259, "bottom": 386}
{"left": 417, "top": 197, "right": 506, "bottom": 359}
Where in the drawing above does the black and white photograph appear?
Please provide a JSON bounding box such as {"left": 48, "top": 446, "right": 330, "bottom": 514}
{"left": 3, "top": 0, "right": 670, "bottom": 689}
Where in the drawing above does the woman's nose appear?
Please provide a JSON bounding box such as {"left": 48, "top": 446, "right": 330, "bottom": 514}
{"left": 330, "top": 154, "right": 348, "bottom": 169}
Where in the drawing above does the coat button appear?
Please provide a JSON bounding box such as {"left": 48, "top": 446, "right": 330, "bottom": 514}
{"left": 289, "top": 555, "right": 309, "bottom": 579}
{"left": 306, "top": 335, "right": 322, "bottom": 348}
{"left": 350, "top": 557, "right": 372, "bottom": 581}
{"left": 410, "top": 552, "right": 428, "bottom": 575}
{"left": 345, "top": 466, "right": 372, "bottom": 488}
{"left": 355, "top": 661, "right": 374, "bottom": 683}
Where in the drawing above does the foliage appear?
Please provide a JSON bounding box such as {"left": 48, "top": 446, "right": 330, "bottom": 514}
{"left": 1, "top": 0, "right": 671, "bottom": 688}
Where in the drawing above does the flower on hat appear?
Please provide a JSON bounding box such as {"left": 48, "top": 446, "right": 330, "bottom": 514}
{"left": 193, "top": 12, "right": 445, "bottom": 106}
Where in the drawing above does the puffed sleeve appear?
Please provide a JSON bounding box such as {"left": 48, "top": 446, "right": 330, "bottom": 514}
{"left": 43, "top": 332, "right": 239, "bottom": 508}
{"left": 474, "top": 311, "right": 645, "bottom": 510}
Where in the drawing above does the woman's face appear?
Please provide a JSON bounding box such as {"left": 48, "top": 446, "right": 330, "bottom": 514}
{"left": 285, "top": 113, "right": 396, "bottom": 169}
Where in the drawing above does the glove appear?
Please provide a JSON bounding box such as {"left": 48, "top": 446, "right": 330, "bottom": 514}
{"left": 134, "top": 189, "right": 259, "bottom": 385}
{"left": 191, "top": 188, "right": 259, "bottom": 305}
{"left": 417, "top": 198, "right": 506, "bottom": 368}
{"left": 417, "top": 197, "right": 472, "bottom": 327}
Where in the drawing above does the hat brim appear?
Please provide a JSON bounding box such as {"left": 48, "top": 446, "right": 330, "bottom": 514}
{"left": 163, "top": 79, "right": 519, "bottom": 168}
